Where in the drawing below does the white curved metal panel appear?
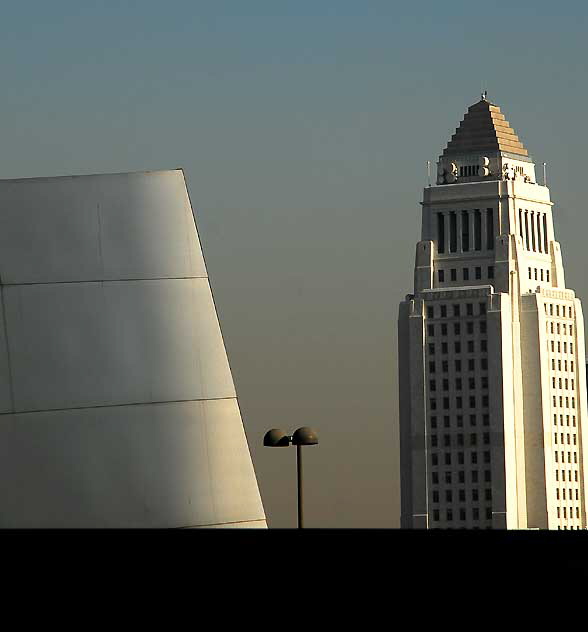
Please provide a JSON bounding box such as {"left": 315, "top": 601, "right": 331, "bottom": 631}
{"left": 0, "top": 170, "right": 206, "bottom": 285}
{"left": 0, "top": 170, "right": 265, "bottom": 528}
{"left": 3, "top": 277, "right": 236, "bottom": 412}
{"left": 0, "top": 399, "right": 265, "bottom": 528}
{"left": 0, "top": 291, "right": 12, "bottom": 413}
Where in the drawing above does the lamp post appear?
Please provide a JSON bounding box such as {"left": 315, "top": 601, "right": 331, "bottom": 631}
{"left": 263, "top": 427, "right": 319, "bottom": 528}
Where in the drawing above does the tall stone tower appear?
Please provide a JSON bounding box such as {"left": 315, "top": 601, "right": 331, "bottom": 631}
{"left": 398, "top": 95, "right": 588, "bottom": 529}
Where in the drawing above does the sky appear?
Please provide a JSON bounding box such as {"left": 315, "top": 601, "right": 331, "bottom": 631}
{"left": 2, "top": 1, "right": 588, "bottom": 527}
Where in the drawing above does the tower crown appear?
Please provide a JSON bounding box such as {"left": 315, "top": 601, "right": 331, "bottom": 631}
{"left": 437, "top": 97, "right": 535, "bottom": 185}
{"left": 444, "top": 98, "right": 528, "bottom": 157}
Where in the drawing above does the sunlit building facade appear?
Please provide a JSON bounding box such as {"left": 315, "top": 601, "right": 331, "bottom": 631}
{"left": 399, "top": 96, "right": 588, "bottom": 529}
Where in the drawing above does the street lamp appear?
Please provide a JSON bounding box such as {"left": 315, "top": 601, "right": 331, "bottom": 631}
{"left": 263, "top": 426, "right": 319, "bottom": 528}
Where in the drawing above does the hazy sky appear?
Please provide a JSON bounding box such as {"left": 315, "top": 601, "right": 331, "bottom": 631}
{"left": 2, "top": 1, "right": 588, "bottom": 527}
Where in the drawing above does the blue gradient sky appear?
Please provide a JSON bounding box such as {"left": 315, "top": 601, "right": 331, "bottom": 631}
{"left": 2, "top": 1, "right": 588, "bottom": 526}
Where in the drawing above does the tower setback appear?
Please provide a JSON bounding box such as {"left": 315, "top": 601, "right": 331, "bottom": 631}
{"left": 398, "top": 97, "right": 588, "bottom": 529}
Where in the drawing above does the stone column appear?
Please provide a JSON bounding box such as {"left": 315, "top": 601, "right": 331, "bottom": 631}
{"left": 443, "top": 211, "right": 450, "bottom": 254}
{"left": 481, "top": 208, "right": 488, "bottom": 252}
{"left": 457, "top": 209, "right": 463, "bottom": 252}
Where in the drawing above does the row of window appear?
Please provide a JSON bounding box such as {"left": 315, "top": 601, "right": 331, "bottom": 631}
{"left": 431, "top": 433, "right": 491, "bottom": 448}
{"left": 459, "top": 165, "right": 480, "bottom": 178}
{"left": 554, "top": 450, "right": 579, "bottom": 463}
{"left": 552, "top": 395, "right": 576, "bottom": 409}
{"left": 547, "top": 322, "right": 573, "bottom": 335}
{"left": 431, "top": 451, "right": 491, "bottom": 466}
{"left": 554, "top": 433, "right": 578, "bottom": 445}
{"left": 427, "top": 303, "right": 486, "bottom": 319}
{"left": 528, "top": 267, "right": 550, "bottom": 282}
{"left": 430, "top": 377, "right": 488, "bottom": 391}
{"left": 555, "top": 469, "right": 579, "bottom": 482}
{"left": 430, "top": 414, "right": 490, "bottom": 429}
{"left": 551, "top": 359, "right": 574, "bottom": 372}
{"left": 432, "top": 469, "right": 491, "bottom": 484}
{"left": 432, "top": 488, "right": 492, "bottom": 503}
{"left": 548, "top": 340, "right": 574, "bottom": 354}
{"left": 553, "top": 414, "right": 576, "bottom": 427}
{"left": 429, "top": 359, "right": 488, "bottom": 373}
{"left": 432, "top": 507, "right": 493, "bottom": 522}
{"left": 557, "top": 506, "right": 580, "bottom": 519}
{"left": 428, "top": 340, "right": 488, "bottom": 355}
{"left": 518, "top": 208, "right": 549, "bottom": 253}
{"left": 556, "top": 488, "right": 580, "bottom": 501}
{"left": 544, "top": 303, "right": 574, "bottom": 318}
{"left": 437, "top": 209, "right": 494, "bottom": 254}
{"left": 438, "top": 266, "right": 494, "bottom": 283}
{"left": 427, "top": 321, "right": 486, "bottom": 337}
{"left": 551, "top": 377, "right": 575, "bottom": 390}
{"left": 430, "top": 395, "right": 490, "bottom": 411}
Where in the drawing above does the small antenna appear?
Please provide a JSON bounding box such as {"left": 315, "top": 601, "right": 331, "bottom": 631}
{"left": 427, "top": 160, "right": 431, "bottom": 187}
{"left": 543, "top": 162, "right": 547, "bottom": 186}
{"left": 481, "top": 81, "right": 487, "bottom": 101}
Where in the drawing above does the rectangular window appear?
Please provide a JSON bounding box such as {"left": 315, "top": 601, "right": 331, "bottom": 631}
{"left": 467, "top": 341, "right": 474, "bottom": 352}
{"left": 481, "top": 358, "right": 488, "bottom": 370}
{"left": 474, "top": 210, "right": 482, "bottom": 250}
{"left": 480, "top": 321, "right": 487, "bottom": 334}
{"left": 450, "top": 268, "right": 457, "bottom": 281}
{"left": 449, "top": 212, "right": 457, "bottom": 253}
{"left": 431, "top": 416, "right": 437, "bottom": 429}
{"left": 454, "top": 323, "right": 460, "bottom": 335}
{"left": 488, "top": 265, "right": 494, "bottom": 279}
{"left": 469, "top": 414, "right": 476, "bottom": 426}
{"left": 457, "top": 415, "right": 463, "bottom": 427}
{"left": 463, "top": 268, "right": 469, "bottom": 280}
{"left": 438, "top": 270, "right": 445, "bottom": 282}
{"left": 468, "top": 359, "right": 475, "bottom": 371}
{"left": 453, "top": 304, "right": 460, "bottom": 317}
{"left": 427, "top": 306, "right": 434, "bottom": 318}
{"left": 454, "top": 360, "right": 460, "bottom": 371}
{"left": 466, "top": 303, "right": 473, "bottom": 316}
{"left": 455, "top": 342, "right": 461, "bottom": 353}
{"left": 429, "top": 361, "right": 435, "bottom": 373}
{"left": 440, "top": 305, "right": 447, "bottom": 318}
{"left": 475, "top": 267, "right": 482, "bottom": 280}
{"left": 427, "top": 324, "right": 435, "bottom": 336}
{"left": 437, "top": 214, "right": 445, "bottom": 254}
{"left": 442, "top": 343, "right": 448, "bottom": 354}
{"left": 467, "top": 322, "right": 474, "bottom": 334}
{"left": 479, "top": 303, "right": 486, "bottom": 316}
{"left": 486, "top": 208, "right": 494, "bottom": 250}
{"left": 441, "top": 324, "right": 448, "bottom": 336}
